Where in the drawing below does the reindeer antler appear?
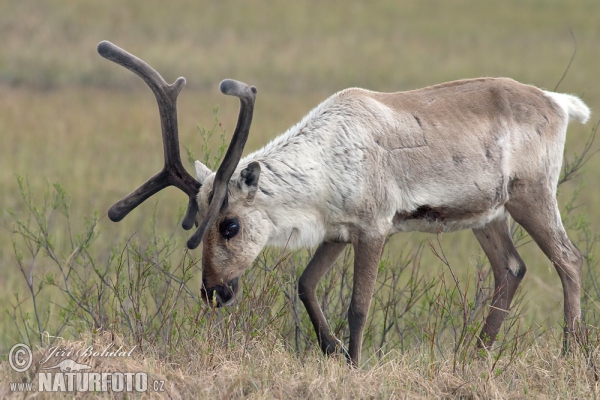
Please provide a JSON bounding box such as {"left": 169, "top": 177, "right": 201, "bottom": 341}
{"left": 187, "top": 79, "right": 257, "bottom": 249}
{"left": 98, "top": 41, "right": 200, "bottom": 230}
{"left": 98, "top": 41, "right": 257, "bottom": 249}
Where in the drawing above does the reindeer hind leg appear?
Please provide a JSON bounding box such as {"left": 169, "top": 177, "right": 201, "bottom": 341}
{"left": 473, "top": 213, "right": 527, "bottom": 348}
{"left": 506, "top": 189, "right": 583, "bottom": 352}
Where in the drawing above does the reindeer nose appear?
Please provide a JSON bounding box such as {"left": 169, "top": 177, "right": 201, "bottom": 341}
{"left": 201, "top": 277, "right": 239, "bottom": 307}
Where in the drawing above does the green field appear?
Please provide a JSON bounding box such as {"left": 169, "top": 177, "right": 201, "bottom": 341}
{"left": 1, "top": 0, "right": 600, "bottom": 397}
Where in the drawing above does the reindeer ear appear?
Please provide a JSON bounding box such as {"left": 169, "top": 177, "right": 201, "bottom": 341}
{"left": 240, "top": 161, "right": 261, "bottom": 202}
{"left": 194, "top": 160, "right": 213, "bottom": 184}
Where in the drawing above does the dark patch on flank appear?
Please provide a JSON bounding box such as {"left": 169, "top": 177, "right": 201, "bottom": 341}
{"left": 409, "top": 205, "right": 443, "bottom": 221}
{"left": 394, "top": 205, "right": 479, "bottom": 225}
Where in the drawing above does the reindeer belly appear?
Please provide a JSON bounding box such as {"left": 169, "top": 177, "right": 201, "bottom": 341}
{"left": 391, "top": 175, "right": 509, "bottom": 234}
{"left": 392, "top": 204, "right": 506, "bottom": 233}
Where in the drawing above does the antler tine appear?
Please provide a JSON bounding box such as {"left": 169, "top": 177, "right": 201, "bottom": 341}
{"left": 98, "top": 41, "right": 201, "bottom": 230}
{"left": 187, "top": 79, "right": 257, "bottom": 249}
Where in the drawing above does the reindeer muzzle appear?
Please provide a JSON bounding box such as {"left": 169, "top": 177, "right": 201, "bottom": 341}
{"left": 201, "top": 277, "right": 239, "bottom": 307}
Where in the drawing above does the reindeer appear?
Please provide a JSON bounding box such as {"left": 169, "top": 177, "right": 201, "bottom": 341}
{"left": 98, "top": 41, "right": 590, "bottom": 366}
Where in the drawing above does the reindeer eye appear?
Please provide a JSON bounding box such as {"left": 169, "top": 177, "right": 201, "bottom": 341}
{"left": 219, "top": 218, "right": 240, "bottom": 240}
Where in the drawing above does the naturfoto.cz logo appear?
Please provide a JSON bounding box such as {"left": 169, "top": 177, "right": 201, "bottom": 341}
{"left": 7, "top": 342, "right": 165, "bottom": 393}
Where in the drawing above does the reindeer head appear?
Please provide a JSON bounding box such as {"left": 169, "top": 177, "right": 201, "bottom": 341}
{"left": 193, "top": 159, "right": 273, "bottom": 306}
{"left": 98, "top": 41, "right": 261, "bottom": 308}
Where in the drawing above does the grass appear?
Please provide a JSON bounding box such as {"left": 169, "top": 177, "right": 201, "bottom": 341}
{"left": 2, "top": 329, "right": 599, "bottom": 398}
{"left": 0, "top": 198, "right": 598, "bottom": 397}
{"left": 1, "top": 0, "right": 600, "bottom": 397}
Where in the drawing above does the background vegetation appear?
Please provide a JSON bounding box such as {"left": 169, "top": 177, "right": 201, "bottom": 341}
{"left": 1, "top": 0, "right": 599, "bottom": 397}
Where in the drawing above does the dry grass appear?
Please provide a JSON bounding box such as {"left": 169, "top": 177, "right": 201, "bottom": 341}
{"left": 1, "top": 329, "right": 599, "bottom": 398}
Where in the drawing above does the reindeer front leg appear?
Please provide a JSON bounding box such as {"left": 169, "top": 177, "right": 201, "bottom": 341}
{"left": 348, "top": 234, "right": 386, "bottom": 367}
{"left": 298, "top": 242, "right": 348, "bottom": 355}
